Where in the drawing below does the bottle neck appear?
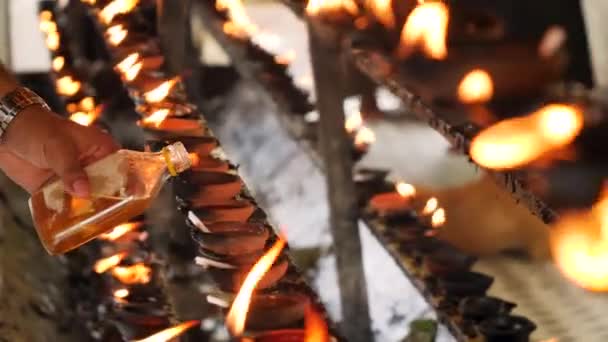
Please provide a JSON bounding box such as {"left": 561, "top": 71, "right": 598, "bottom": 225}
{"left": 162, "top": 142, "right": 192, "bottom": 176}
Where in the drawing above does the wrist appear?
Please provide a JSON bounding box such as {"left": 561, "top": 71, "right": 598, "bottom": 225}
{"left": 0, "top": 87, "right": 52, "bottom": 146}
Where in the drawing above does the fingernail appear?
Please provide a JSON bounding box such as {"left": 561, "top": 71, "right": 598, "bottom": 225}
{"left": 72, "top": 179, "right": 90, "bottom": 198}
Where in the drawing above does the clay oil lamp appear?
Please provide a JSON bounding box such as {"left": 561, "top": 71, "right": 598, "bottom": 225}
{"left": 173, "top": 171, "right": 242, "bottom": 208}
{"left": 422, "top": 245, "right": 476, "bottom": 276}
{"left": 459, "top": 296, "right": 516, "bottom": 323}
{"left": 436, "top": 271, "right": 494, "bottom": 299}
{"left": 137, "top": 99, "right": 197, "bottom": 117}
{"left": 368, "top": 181, "right": 417, "bottom": 217}
{"left": 139, "top": 109, "right": 206, "bottom": 138}
{"left": 188, "top": 221, "right": 270, "bottom": 257}
{"left": 187, "top": 200, "right": 257, "bottom": 223}
{"left": 198, "top": 252, "right": 289, "bottom": 293}
{"left": 478, "top": 315, "right": 536, "bottom": 342}
{"left": 190, "top": 155, "right": 231, "bottom": 172}
{"left": 354, "top": 168, "right": 391, "bottom": 207}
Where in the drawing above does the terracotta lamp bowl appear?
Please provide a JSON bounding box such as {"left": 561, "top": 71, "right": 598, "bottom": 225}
{"left": 188, "top": 200, "right": 257, "bottom": 223}
{"left": 208, "top": 256, "right": 289, "bottom": 292}
{"left": 245, "top": 293, "right": 309, "bottom": 330}
{"left": 142, "top": 118, "right": 205, "bottom": 138}
{"left": 189, "top": 221, "right": 270, "bottom": 256}
{"left": 174, "top": 171, "right": 242, "bottom": 207}
{"left": 192, "top": 156, "right": 230, "bottom": 172}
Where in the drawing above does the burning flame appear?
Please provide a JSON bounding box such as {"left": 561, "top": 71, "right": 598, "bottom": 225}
{"left": 99, "top": 0, "right": 140, "bottom": 25}
{"left": 422, "top": 197, "right": 438, "bottom": 215}
{"left": 188, "top": 153, "right": 201, "bottom": 167}
{"left": 305, "top": 305, "right": 330, "bottom": 342}
{"left": 470, "top": 104, "right": 583, "bottom": 169}
{"left": 115, "top": 53, "right": 144, "bottom": 81}
{"left": 551, "top": 190, "right": 608, "bottom": 291}
{"left": 458, "top": 69, "right": 494, "bottom": 104}
{"left": 52, "top": 56, "right": 65, "bottom": 72}
{"left": 345, "top": 111, "right": 363, "bottom": 133}
{"left": 141, "top": 109, "right": 170, "bottom": 128}
{"left": 111, "top": 263, "right": 152, "bottom": 284}
{"left": 366, "top": 0, "right": 395, "bottom": 29}
{"left": 113, "top": 288, "right": 129, "bottom": 299}
{"left": 69, "top": 111, "right": 100, "bottom": 126}
{"left": 216, "top": 0, "right": 258, "bottom": 38}
{"left": 431, "top": 207, "right": 445, "bottom": 228}
{"left": 39, "top": 11, "right": 55, "bottom": 33}
{"left": 56, "top": 76, "right": 82, "bottom": 96}
{"left": 396, "top": 182, "right": 416, "bottom": 198}
{"left": 94, "top": 252, "right": 127, "bottom": 274}
{"left": 132, "top": 321, "right": 200, "bottom": 342}
{"left": 124, "top": 62, "right": 143, "bottom": 81}
{"left": 354, "top": 126, "right": 376, "bottom": 148}
{"left": 397, "top": 1, "right": 449, "bottom": 60}
{"left": 116, "top": 53, "right": 140, "bottom": 73}
{"left": 306, "top": 0, "right": 359, "bottom": 17}
{"left": 100, "top": 222, "right": 143, "bottom": 241}
{"left": 274, "top": 50, "right": 297, "bottom": 65}
{"left": 106, "top": 24, "right": 128, "bottom": 46}
{"left": 143, "top": 78, "right": 179, "bottom": 103}
{"left": 46, "top": 31, "right": 60, "bottom": 51}
{"left": 226, "top": 238, "right": 286, "bottom": 336}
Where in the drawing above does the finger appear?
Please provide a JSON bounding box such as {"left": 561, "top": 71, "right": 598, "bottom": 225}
{"left": 69, "top": 122, "right": 120, "bottom": 163}
{"left": 43, "top": 136, "right": 90, "bottom": 198}
{"left": 0, "top": 151, "right": 53, "bottom": 193}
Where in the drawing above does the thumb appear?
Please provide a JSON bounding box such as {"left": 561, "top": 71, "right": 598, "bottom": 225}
{"left": 43, "top": 137, "right": 90, "bottom": 197}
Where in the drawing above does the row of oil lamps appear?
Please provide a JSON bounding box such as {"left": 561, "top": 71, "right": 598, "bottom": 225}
{"left": 71, "top": 0, "right": 337, "bottom": 341}
{"left": 359, "top": 169, "right": 537, "bottom": 342}
{"left": 38, "top": 3, "right": 199, "bottom": 341}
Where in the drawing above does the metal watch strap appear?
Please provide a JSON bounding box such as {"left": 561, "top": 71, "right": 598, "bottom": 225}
{"left": 0, "top": 87, "right": 50, "bottom": 138}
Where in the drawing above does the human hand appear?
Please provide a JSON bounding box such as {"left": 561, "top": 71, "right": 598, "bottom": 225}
{"left": 0, "top": 105, "right": 119, "bottom": 196}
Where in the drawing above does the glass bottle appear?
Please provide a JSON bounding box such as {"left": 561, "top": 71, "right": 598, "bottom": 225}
{"left": 29, "top": 142, "right": 191, "bottom": 255}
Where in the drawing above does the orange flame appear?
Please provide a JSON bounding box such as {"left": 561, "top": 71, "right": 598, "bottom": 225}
{"left": 113, "top": 288, "right": 129, "bottom": 299}
{"left": 141, "top": 109, "right": 170, "bottom": 128}
{"left": 306, "top": 0, "right": 359, "bottom": 17}
{"left": 354, "top": 126, "right": 376, "bottom": 148}
{"left": 46, "top": 31, "right": 61, "bottom": 51}
{"left": 69, "top": 111, "right": 101, "bottom": 126}
{"left": 100, "top": 222, "right": 143, "bottom": 241}
{"left": 305, "top": 305, "right": 330, "bottom": 342}
{"left": 366, "top": 0, "right": 395, "bottom": 29}
{"left": 396, "top": 182, "right": 416, "bottom": 198}
{"left": 226, "top": 238, "right": 286, "bottom": 336}
{"left": 431, "top": 207, "right": 445, "bottom": 228}
{"left": 397, "top": 1, "right": 449, "bottom": 60}
{"left": 345, "top": 111, "right": 363, "bottom": 134}
{"left": 551, "top": 190, "right": 608, "bottom": 291}
{"left": 56, "top": 76, "right": 82, "bottom": 96}
{"left": 39, "top": 11, "right": 55, "bottom": 33}
{"left": 274, "top": 50, "right": 297, "bottom": 65}
{"left": 422, "top": 197, "right": 438, "bottom": 215}
{"left": 106, "top": 24, "right": 128, "bottom": 46}
{"left": 143, "top": 78, "right": 179, "bottom": 103}
{"left": 458, "top": 69, "right": 494, "bottom": 104}
{"left": 115, "top": 53, "right": 140, "bottom": 73}
{"left": 470, "top": 104, "right": 583, "bottom": 169}
{"left": 132, "top": 321, "right": 200, "bottom": 342}
{"left": 94, "top": 252, "right": 127, "bottom": 274}
{"left": 188, "top": 153, "right": 201, "bottom": 167}
{"left": 52, "top": 56, "right": 65, "bottom": 72}
{"left": 99, "top": 0, "right": 140, "bottom": 25}
{"left": 124, "top": 62, "right": 143, "bottom": 81}
{"left": 81, "top": 0, "right": 97, "bottom": 5}
{"left": 111, "top": 263, "right": 152, "bottom": 284}
{"left": 216, "top": 0, "right": 258, "bottom": 38}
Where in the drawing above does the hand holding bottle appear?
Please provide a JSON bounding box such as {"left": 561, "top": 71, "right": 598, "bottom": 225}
{"left": 0, "top": 105, "right": 119, "bottom": 196}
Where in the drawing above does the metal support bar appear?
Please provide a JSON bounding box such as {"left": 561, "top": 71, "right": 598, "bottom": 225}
{"left": 307, "top": 18, "right": 372, "bottom": 342}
